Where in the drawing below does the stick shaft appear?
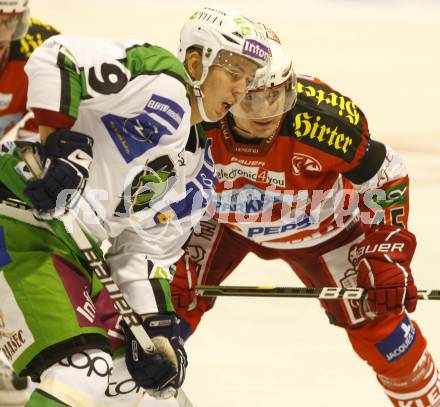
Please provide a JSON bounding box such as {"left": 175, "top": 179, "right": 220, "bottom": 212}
{"left": 195, "top": 285, "right": 440, "bottom": 301}
{"left": 20, "top": 146, "right": 193, "bottom": 407}
{"left": 20, "top": 146, "right": 156, "bottom": 350}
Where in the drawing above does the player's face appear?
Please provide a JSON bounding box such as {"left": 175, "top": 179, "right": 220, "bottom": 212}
{"left": 233, "top": 86, "right": 287, "bottom": 138}
{"left": 0, "top": 15, "right": 18, "bottom": 71}
{"left": 0, "top": 15, "right": 18, "bottom": 42}
{"left": 201, "top": 52, "right": 259, "bottom": 122}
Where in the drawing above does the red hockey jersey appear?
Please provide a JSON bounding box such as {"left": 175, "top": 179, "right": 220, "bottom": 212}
{"left": 203, "top": 75, "right": 408, "bottom": 248}
{"left": 0, "top": 18, "right": 59, "bottom": 137}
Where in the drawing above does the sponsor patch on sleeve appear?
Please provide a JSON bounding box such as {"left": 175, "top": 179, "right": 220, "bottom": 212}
{"left": 102, "top": 112, "right": 172, "bottom": 163}
{"left": 292, "top": 111, "right": 362, "bottom": 163}
{"left": 145, "top": 94, "right": 184, "bottom": 130}
{"left": 375, "top": 314, "right": 417, "bottom": 362}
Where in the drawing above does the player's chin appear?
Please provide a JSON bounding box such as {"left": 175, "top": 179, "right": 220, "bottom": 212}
{"left": 209, "top": 109, "right": 226, "bottom": 122}
{"left": 252, "top": 118, "right": 276, "bottom": 127}
{"left": 251, "top": 121, "right": 277, "bottom": 137}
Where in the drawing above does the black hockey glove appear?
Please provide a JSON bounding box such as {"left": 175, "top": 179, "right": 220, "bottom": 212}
{"left": 122, "top": 313, "right": 188, "bottom": 399}
{"left": 24, "top": 129, "right": 93, "bottom": 217}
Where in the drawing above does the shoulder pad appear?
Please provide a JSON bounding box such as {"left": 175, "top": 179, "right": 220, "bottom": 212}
{"left": 10, "top": 18, "right": 60, "bottom": 61}
{"left": 297, "top": 76, "right": 362, "bottom": 127}
{"left": 123, "top": 43, "right": 188, "bottom": 87}
{"left": 291, "top": 76, "right": 369, "bottom": 163}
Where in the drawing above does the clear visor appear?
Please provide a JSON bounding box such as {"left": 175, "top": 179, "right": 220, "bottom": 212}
{"left": 230, "top": 73, "right": 297, "bottom": 119}
{"left": 210, "top": 49, "right": 266, "bottom": 92}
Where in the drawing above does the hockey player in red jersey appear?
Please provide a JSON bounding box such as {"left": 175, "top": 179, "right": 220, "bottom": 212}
{"left": 0, "top": 0, "right": 59, "bottom": 140}
{"left": 171, "top": 29, "right": 440, "bottom": 406}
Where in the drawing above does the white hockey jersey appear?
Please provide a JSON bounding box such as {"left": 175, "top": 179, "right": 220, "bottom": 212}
{"left": 25, "top": 35, "right": 216, "bottom": 314}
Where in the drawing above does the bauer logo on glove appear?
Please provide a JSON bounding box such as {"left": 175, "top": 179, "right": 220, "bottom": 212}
{"left": 350, "top": 225, "right": 418, "bottom": 319}
{"left": 350, "top": 242, "right": 406, "bottom": 265}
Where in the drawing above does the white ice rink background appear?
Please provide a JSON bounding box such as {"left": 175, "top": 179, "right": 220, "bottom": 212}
{"left": 26, "top": 1, "right": 440, "bottom": 406}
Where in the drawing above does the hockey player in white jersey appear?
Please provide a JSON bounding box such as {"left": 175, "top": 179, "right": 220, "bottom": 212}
{"left": 0, "top": 6, "right": 269, "bottom": 407}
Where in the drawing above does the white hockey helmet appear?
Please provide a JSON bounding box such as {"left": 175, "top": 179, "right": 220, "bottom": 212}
{"left": 0, "top": 0, "right": 28, "bottom": 13}
{"left": 0, "top": 0, "right": 30, "bottom": 40}
{"left": 177, "top": 6, "right": 270, "bottom": 122}
{"left": 231, "top": 26, "right": 297, "bottom": 120}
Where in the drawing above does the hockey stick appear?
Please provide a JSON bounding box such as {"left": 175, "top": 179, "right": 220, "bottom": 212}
{"left": 20, "top": 146, "right": 194, "bottom": 407}
{"left": 195, "top": 285, "right": 440, "bottom": 301}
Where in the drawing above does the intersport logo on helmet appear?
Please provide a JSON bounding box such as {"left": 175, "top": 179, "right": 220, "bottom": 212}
{"left": 242, "top": 39, "right": 269, "bottom": 62}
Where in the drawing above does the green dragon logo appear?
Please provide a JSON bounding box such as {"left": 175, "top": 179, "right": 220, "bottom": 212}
{"left": 115, "top": 155, "right": 176, "bottom": 217}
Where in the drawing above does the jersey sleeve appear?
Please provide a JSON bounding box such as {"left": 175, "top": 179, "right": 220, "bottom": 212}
{"left": 349, "top": 145, "right": 410, "bottom": 229}
{"left": 294, "top": 76, "right": 408, "bottom": 228}
{"left": 25, "top": 37, "right": 83, "bottom": 120}
{"left": 294, "top": 76, "right": 387, "bottom": 180}
{"left": 105, "top": 225, "right": 188, "bottom": 315}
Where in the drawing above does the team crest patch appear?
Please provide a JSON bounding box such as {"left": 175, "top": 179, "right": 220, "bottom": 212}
{"left": 115, "top": 155, "right": 176, "bottom": 216}
{"left": 153, "top": 148, "right": 217, "bottom": 225}
{"left": 291, "top": 153, "right": 322, "bottom": 175}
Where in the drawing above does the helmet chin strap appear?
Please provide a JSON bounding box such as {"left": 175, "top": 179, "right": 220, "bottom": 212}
{"left": 192, "top": 84, "right": 216, "bottom": 123}
{"left": 186, "top": 58, "right": 217, "bottom": 123}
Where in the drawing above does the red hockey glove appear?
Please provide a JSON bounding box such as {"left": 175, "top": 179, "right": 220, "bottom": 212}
{"left": 351, "top": 225, "right": 418, "bottom": 319}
